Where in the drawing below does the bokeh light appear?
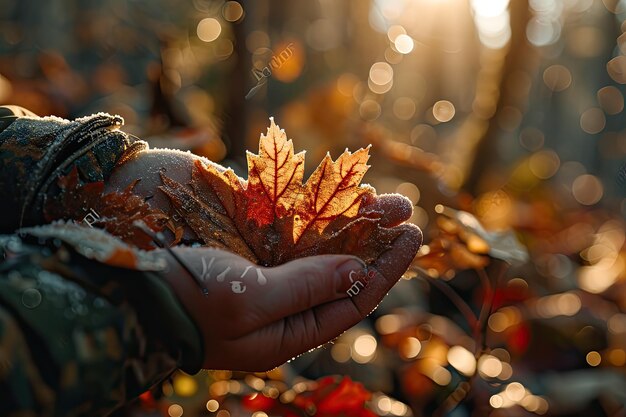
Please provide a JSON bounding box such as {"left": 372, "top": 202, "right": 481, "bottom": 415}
{"left": 543, "top": 65, "right": 572, "bottom": 92}
{"left": 197, "top": 18, "right": 222, "bottom": 43}
{"left": 586, "top": 351, "right": 601, "bottom": 366}
{"left": 387, "top": 25, "right": 406, "bottom": 42}
{"left": 432, "top": 100, "right": 455, "bottom": 122}
{"left": 607, "top": 56, "right": 626, "bottom": 84}
{"left": 472, "top": 0, "right": 511, "bottom": 49}
{"left": 173, "top": 373, "right": 198, "bottom": 397}
{"left": 399, "top": 337, "right": 422, "bottom": 359}
{"left": 529, "top": 150, "right": 560, "bottom": 179}
{"left": 168, "top": 404, "right": 184, "bottom": 417}
{"left": 447, "top": 346, "right": 476, "bottom": 376}
{"left": 395, "top": 182, "right": 420, "bottom": 204}
{"left": 394, "top": 34, "right": 414, "bottom": 54}
{"left": 489, "top": 307, "right": 521, "bottom": 332}
{"left": 369, "top": 62, "right": 394, "bottom": 86}
{"left": 222, "top": 2, "right": 244, "bottom": 22}
{"left": 206, "top": 400, "right": 219, "bottom": 412}
{"left": 471, "top": 0, "right": 509, "bottom": 17}
{"left": 353, "top": 334, "right": 377, "bottom": 363}
{"left": 478, "top": 354, "right": 503, "bottom": 378}
{"left": 580, "top": 108, "right": 606, "bottom": 134}
{"left": 572, "top": 174, "right": 604, "bottom": 205}
{"left": 597, "top": 86, "right": 624, "bottom": 115}
{"left": 376, "top": 314, "right": 403, "bottom": 334}
{"left": 360, "top": 99, "right": 382, "bottom": 120}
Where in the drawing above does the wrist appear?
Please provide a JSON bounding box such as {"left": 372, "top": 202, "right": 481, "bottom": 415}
{"left": 157, "top": 247, "right": 212, "bottom": 370}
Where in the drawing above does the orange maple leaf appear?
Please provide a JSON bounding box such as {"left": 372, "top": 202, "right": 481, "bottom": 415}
{"left": 244, "top": 120, "right": 305, "bottom": 227}
{"left": 292, "top": 146, "right": 371, "bottom": 245}
{"left": 160, "top": 118, "right": 410, "bottom": 266}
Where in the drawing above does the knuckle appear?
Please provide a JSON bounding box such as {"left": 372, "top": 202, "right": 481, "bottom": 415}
{"left": 297, "top": 262, "right": 325, "bottom": 280}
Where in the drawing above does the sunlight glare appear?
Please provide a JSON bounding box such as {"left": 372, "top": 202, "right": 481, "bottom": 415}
{"left": 471, "top": 0, "right": 511, "bottom": 49}
{"left": 471, "top": 0, "right": 509, "bottom": 17}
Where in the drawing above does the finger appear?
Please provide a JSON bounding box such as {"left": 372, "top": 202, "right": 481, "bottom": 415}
{"left": 352, "top": 222, "right": 422, "bottom": 315}
{"left": 360, "top": 193, "right": 414, "bottom": 227}
{"left": 222, "top": 223, "right": 422, "bottom": 371}
{"left": 237, "top": 255, "right": 365, "bottom": 329}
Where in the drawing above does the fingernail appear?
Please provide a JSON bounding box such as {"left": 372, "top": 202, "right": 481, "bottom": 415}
{"left": 335, "top": 258, "right": 367, "bottom": 294}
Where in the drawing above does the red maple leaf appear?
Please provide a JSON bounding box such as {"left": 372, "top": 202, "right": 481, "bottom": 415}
{"left": 291, "top": 376, "right": 377, "bottom": 417}
{"left": 316, "top": 376, "right": 374, "bottom": 416}
{"left": 242, "top": 393, "right": 277, "bottom": 411}
{"left": 159, "top": 118, "right": 411, "bottom": 266}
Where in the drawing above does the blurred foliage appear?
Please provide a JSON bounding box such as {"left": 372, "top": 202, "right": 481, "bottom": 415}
{"left": 2, "top": 0, "right": 626, "bottom": 416}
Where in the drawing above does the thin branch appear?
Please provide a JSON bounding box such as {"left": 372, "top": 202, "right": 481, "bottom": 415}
{"left": 433, "top": 261, "right": 509, "bottom": 417}
{"left": 415, "top": 268, "right": 478, "bottom": 330}
{"left": 474, "top": 267, "right": 494, "bottom": 355}
{"left": 477, "top": 262, "right": 508, "bottom": 354}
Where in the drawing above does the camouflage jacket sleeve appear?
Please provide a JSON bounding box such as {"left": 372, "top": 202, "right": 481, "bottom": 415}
{"left": 0, "top": 222, "right": 203, "bottom": 417}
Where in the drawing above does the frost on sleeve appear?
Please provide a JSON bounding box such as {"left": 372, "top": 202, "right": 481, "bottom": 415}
{"left": 0, "top": 227, "right": 200, "bottom": 417}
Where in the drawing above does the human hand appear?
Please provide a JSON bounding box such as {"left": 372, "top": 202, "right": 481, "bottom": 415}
{"left": 160, "top": 194, "right": 422, "bottom": 371}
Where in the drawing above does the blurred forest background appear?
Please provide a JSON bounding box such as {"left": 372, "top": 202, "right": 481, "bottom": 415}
{"left": 1, "top": 0, "right": 626, "bottom": 416}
